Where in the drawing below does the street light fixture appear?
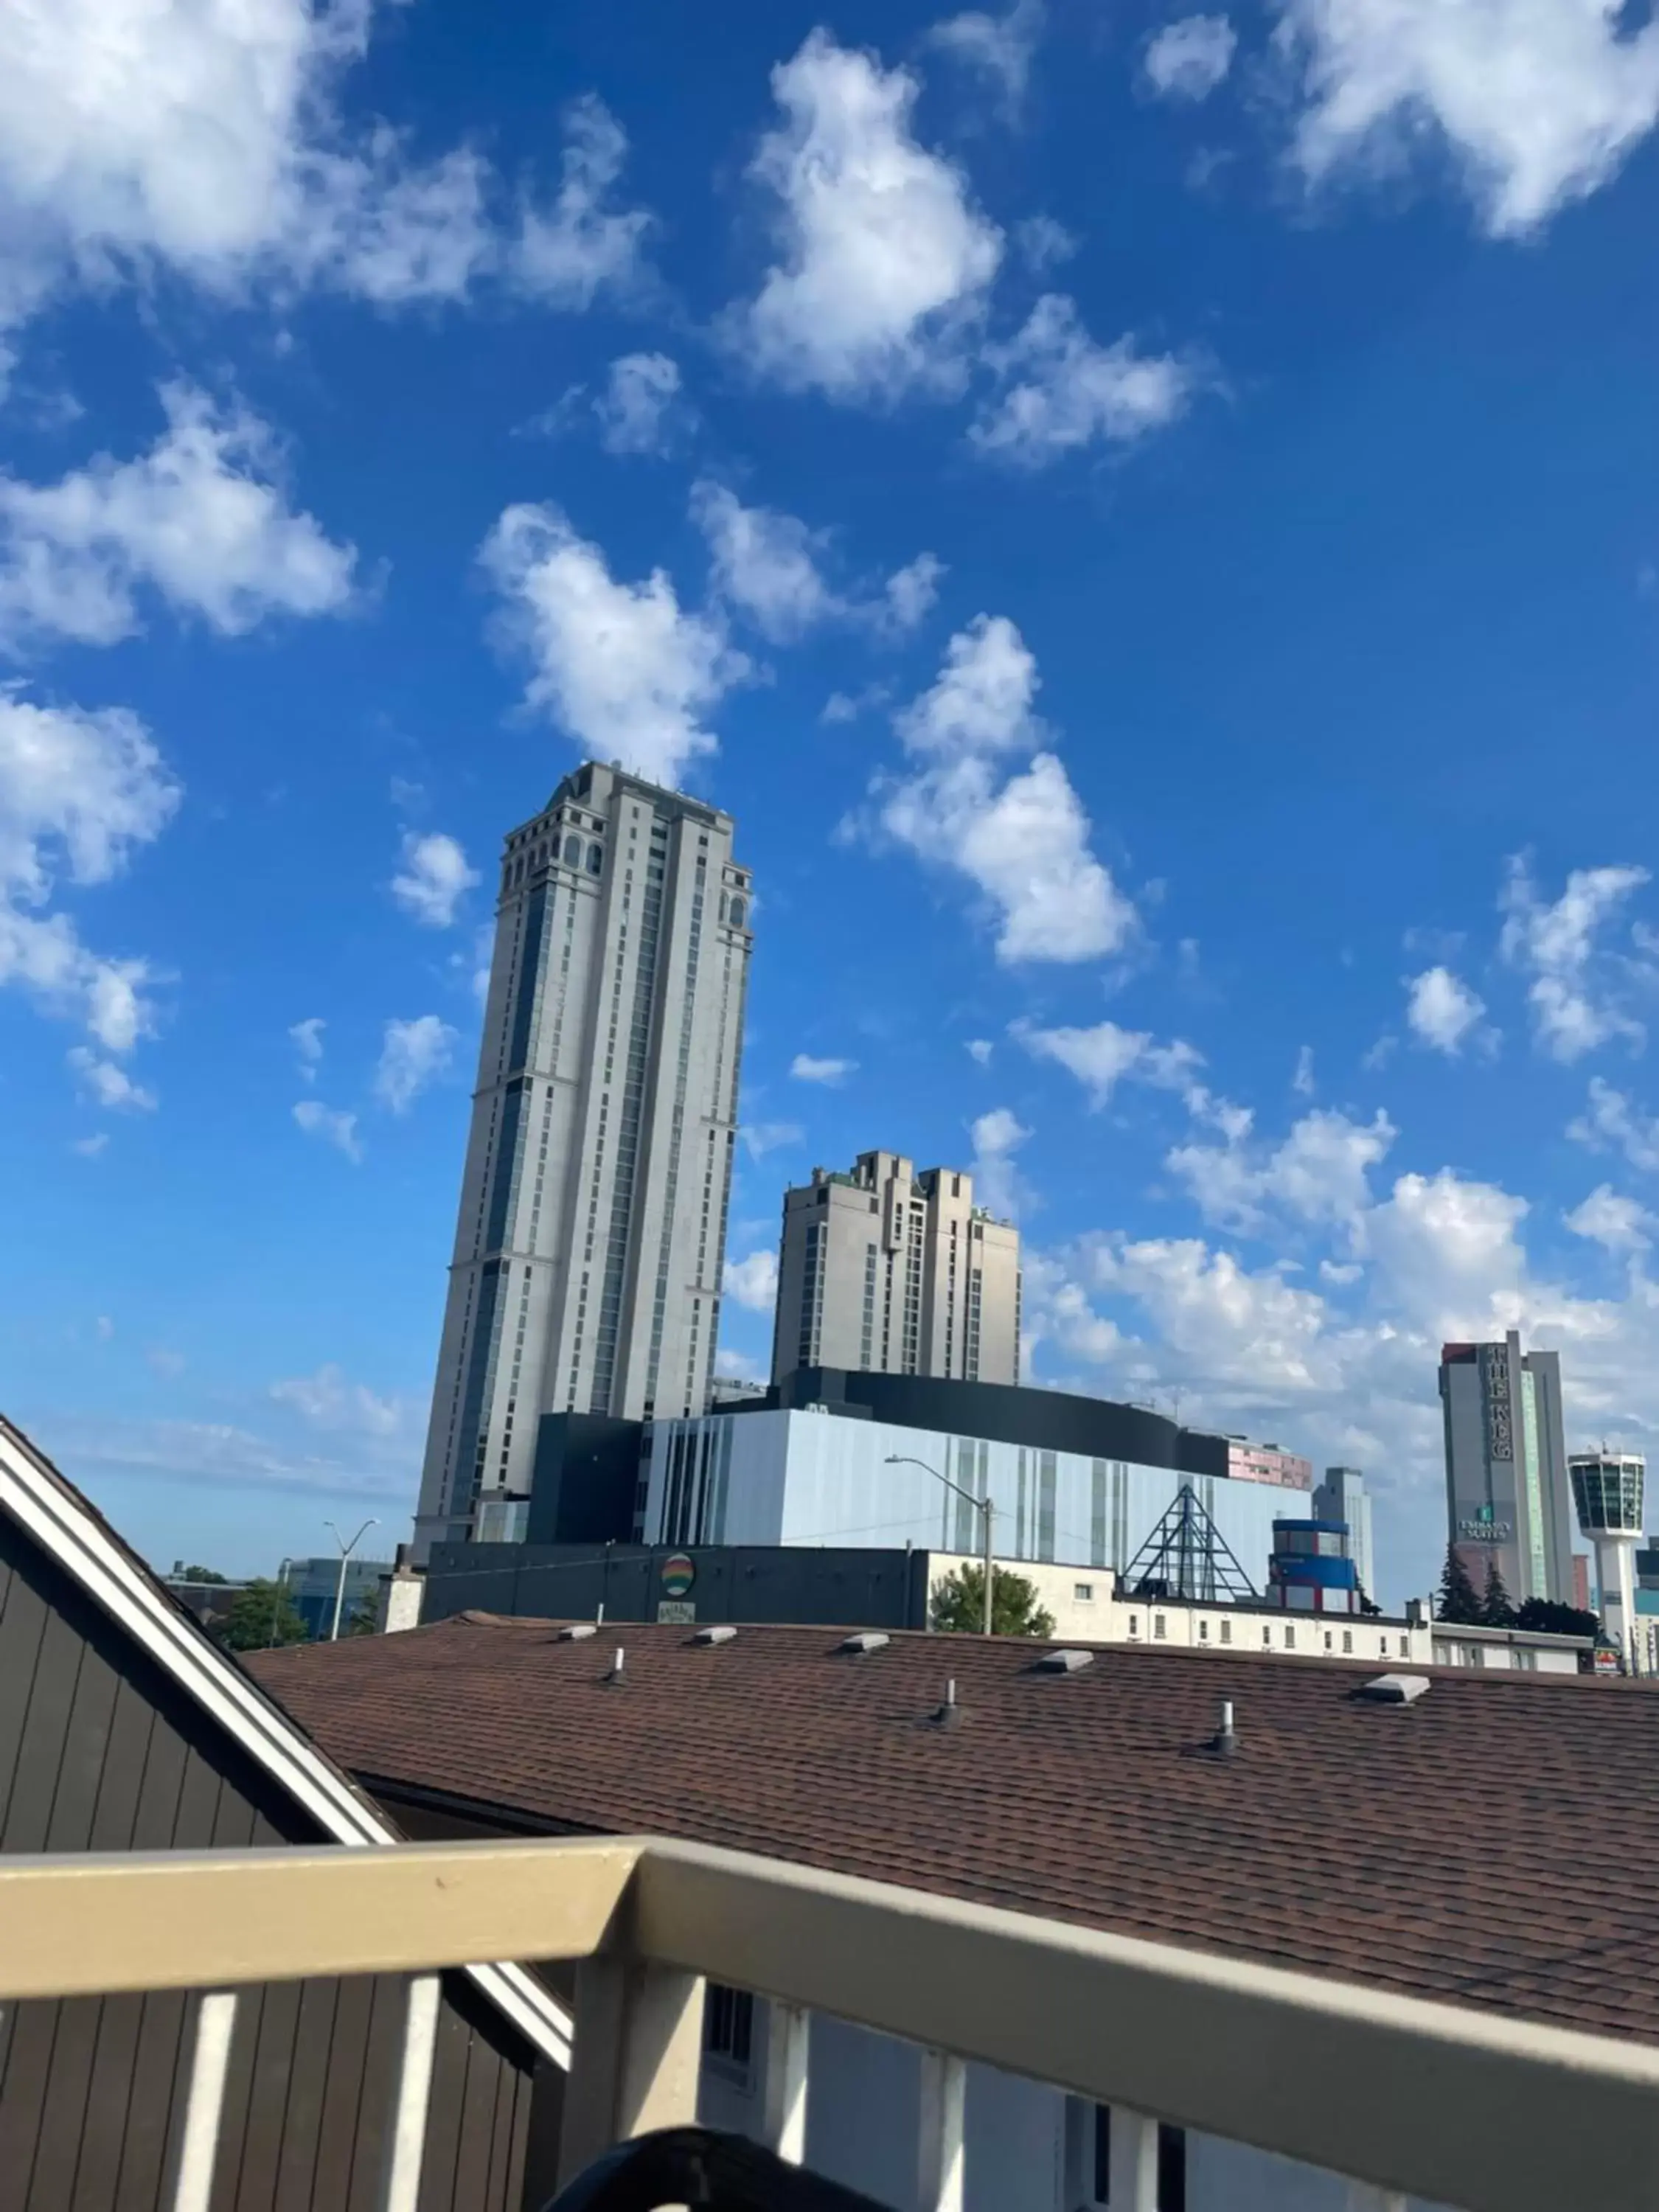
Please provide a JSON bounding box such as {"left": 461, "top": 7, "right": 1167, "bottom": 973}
{"left": 884, "top": 1454, "right": 995, "bottom": 1636}
{"left": 324, "top": 1519, "right": 379, "bottom": 1641}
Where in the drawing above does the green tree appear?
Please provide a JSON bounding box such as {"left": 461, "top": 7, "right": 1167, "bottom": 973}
{"left": 219, "top": 1579, "right": 308, "bottom": 1651}
{"left": 929, "top": 1563, "right": 1056, "bottom": 1638}
{"left": 346, "top": 1593, "right": 380, "bottom": 1636}
{"left": 1481, "top": 1558, "right": 1517, "bottom": 1627}
{"left": 1436, "top": 1544, "right": 1484, "bottom": 1626}
{"left": 1514, "top": 1598, "right": 1600, "bottom": 1640}
{"left": 172, "top": 1564, "right": 229, "bottom": 1584}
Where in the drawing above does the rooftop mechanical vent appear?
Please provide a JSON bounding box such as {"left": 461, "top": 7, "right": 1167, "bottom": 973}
{"left": 557, "top": 1624, "right": 597, "bottom": 1642}
{"left": 691, "top": 1624, "right": 737, "bottom": 1646}
{"left": 1357, "top": 1673, "right": 1430, "bottom": 1705}
{"left": 1034, "top": 1648, "right": 1094, "bottom": 1674}
{"left": 839, "top": 1631, "right": 889, "bottom": 1655}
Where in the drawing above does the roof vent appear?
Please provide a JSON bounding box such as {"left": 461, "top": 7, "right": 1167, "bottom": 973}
{"left": 1357, "top": 1673, "right": 1430, "bottom": 1705}
{"left": 557, "top": 1624, "right": 597, "bottom": 1642}
{"left": 839, "top": 1631, "right": 889, "bottom": 1655}
{"left": 931, "top": 1677, "right": 963, "bottom": 1728}
{"left": 1211, "top": 1698, "right": 1239, "bottom": 1757}
{"left": 604, "top": 1647, "right": 625, "bottom": 1685}
{"left": 691, "top": 1624, "right": 737, "bottom": 1646}
{"left": 1034, "top": 1648, "right": 1094, "bottom": 1674}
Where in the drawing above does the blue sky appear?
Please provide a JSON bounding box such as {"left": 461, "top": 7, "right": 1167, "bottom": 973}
{"left": 4, "top": 0, "right": 1659, "bottom": 1604}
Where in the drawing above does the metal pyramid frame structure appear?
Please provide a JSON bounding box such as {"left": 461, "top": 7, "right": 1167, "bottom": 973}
{"left": 1121, "top": 1480, "right": 1259, "bottom": 1604}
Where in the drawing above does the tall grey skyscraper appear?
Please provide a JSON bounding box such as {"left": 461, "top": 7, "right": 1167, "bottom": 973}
{"left": 1439, "top": 1332, "right": 1573, "bottom": 1606}
{"left": 1313, "top": 1466, "right": 1375, "bottom": 1601}
{"left": 414, "top": 762, "right": 753, "bottom": 1553}
{"left": 773, "top": 1150, "right": 1020, "bottom": 1385}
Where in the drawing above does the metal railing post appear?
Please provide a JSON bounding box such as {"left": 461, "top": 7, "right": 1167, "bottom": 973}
{"left": 378, "top": 1974, "right": 442, "bottom": 2212}
{"left": 557, "top": 1955, "right": 706, "bottom": 2186}
{"left": 917, "top": 2049, "right": 966, "bottom": 2212}
{"left": 762, "top": 2000, "right": 810, "bottom": 2166}
{"left": 1113, "top": 2108, "right": 1158, "bottom": 2212}
{"left": 170, "top": 1990, "right": 238, "bottom": 2212}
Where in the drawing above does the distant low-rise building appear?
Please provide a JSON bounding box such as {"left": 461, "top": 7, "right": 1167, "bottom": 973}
{"left": 1225, "top": 1438, "right": 1312, "bottom": 1489}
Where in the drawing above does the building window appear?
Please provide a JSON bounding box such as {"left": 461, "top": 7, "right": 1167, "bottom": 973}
{"left": 1074, "top": 1582, "right": 1093, "bottom": 1602}
{"left": 1379, "top": 1636, "right": 1388, "bottom": 1658}
{"left": 587, "top": 841, "right": 604, "bottom": 874}
{"left": 563, "top": 834, "right": 581, "bottom": 866}
{"left": 705, "top": 1984, "right": 755, "bottom": 2074}
{"left": 1341, "top": 1630, "right": 1353, "bottom": 1654}
{"left": 1128, "top": 1615, "right": 1139, "bottom": 1638}
{"left": 1064, "top": 2100, "right": 1111, "bottom": 2208}
{"left": 1284, "top": 1627, "right": 1295, "bottom": 1649}
{"left": 1219, "top": 1618, "right": 1231, "bottom": 1645}
{"left": 1153, "top": 1614, "right": 1166, "bottom": 1640}
{"left": 1198, "top": 1618, "right": 1208, "bottom": 1641}
{"left": 728, "top": 895, "right": 746, "bottom": 928}
{"left": 1158, "top": 2124, "right": 1187, "bottom": 2212}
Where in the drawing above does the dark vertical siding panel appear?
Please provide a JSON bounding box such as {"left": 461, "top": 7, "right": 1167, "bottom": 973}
{"left": 111, "top": 1714, "right": 193, "bottom": 2212}
{"left": 414, "top": 1999, "right": 468, "bottom": 2212}
{"left": 448, "top": 2025, "right": 504, "bottom": 2212}
{"left": 0, "top": 1559, "right": 49, "bottom": 1835}
{"left": 44, "top": 1627, "right": 122, "bottom": 1848}
{"left": 346, "top": 1979, "right": 408, "bottom": 2212}
{"left": 481, "top": 2055, "right": 518, "bottom": 2212}
{"left": 0, "top": 2001, "right": 60, "bottom": 2205}
{"left": 1, "top": 1606, "right": 84, "bottom": 1850}
{"left": 229, "top": 1980, "right": 305, "bottom": 2212}
{"left": 520, "top": 2063, "right": 565, "bottom": 2212}
{"left": 170, "top": 1743, "right": 229, "bottom": 1848}
{"left": 310, "top": 1976, "right": 376, "bottom": 2212}
{"left": 87, "top": 1679, "right": 159, "bottom": 1848}
{"left": 67, "top": 1995, "right": 147, "bottom": 2212}
{"left": 24, "top": 1995, "right": 110, "bottom": 2212}
{"left": 271, "top": 1979, "right": 341, "bottom": 2212}
{"left": 210, "top": 1987, "right": 267, "bottom": 2212}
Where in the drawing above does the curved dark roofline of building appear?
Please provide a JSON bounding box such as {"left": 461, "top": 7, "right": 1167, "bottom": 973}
{"left": 757, "top": 1367, "right": 1228, "bottom": 1478}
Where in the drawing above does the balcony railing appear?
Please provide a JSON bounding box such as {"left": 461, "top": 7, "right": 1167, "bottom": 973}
{"left": 2, "top": 1833, "right": 1658, "bottom": 2212}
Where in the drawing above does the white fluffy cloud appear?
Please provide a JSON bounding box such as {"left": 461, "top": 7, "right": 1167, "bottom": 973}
{"left": 391, "top": 832, "right": 478, "bottom": 929}
{"left": 973, "top": 295, "right": 1194, "bottom": 466}
{"left": 374, "top": 1013, "right": 457, "bottom": 1114}
{"left": 1499, "top": 855, "right": 1650, "bottom": 1061}
{"left": 723, "top": 1250, "right": 780, "bottom": 1312}
{"left": 481, "top": 504, "right": 749, "bottom": 788}
{"left": 289, "top": 1016, "right": 325, "bottom": 1082}
{"left": 1569, "top": 1077, "right": 1659, "bottom": 1174}
{"left": 0, "top": 384, "right": 357, "bottom": 652}
{"left": 928, "top": 0, "right": 1045, "bottom": 116}
{"left": 790, "top": 1053, "right": 858, "bottom": 1084}
{"left": 693, "top": 481, "right": 840, "bottom": 642}
{"left": 1144, "top": 15, "right": 1238, "bottom": 101}
{"left": 1169, "top": 1106, "right": 1396, "bottom": 1234}
{"left": 293, "top": 1099, "right": 361, "bottom": 1163}
{"left": 594, "top": 352, "right": 684, "bottom": 456}
{"left": 692, "top": 480, "right": 942, "bottom": 646}
{"left": 1565, "top": 1183, "right": 1655, "bottom": 1255}
{"left": 1405, "top": 964, "right": 1487, "bottom": 1055}
{"left": 1276, "top": 0, "right": 1659, "bottom": 235}
{"left": 512, "top": 97, "right": 655, "bottom": 307}
{"left": 880, "top": 551, "right": 945, "bottom": 633}
{"left": 68, "top": 1045, "right": 156, "bottom": 1113}
{"left": 736, "top": 29, "right": 1003, "bottom": 399}
{"left": 0, "top": 8, "right": 654, "bottom": 360}
{"left": 1013, "top": 1016, "right": 1203, "bottom": 1107}
{"left": 970, "top": 1104, "right": 1032, "bottom": 1218}
{"left": 0, "top": 690, "right": 178, "bottom": 1053}
{"left": 876, "top": 616, "right": 1133, "bottom": 963}
{"left": 966, "top": 1037, "right": 994, "bottom": 1065}
{"left": 270, "top": 1362, "right": 402, "bottom": 1436}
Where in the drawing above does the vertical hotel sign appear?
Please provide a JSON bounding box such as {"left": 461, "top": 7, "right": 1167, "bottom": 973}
{"left": 1483, "top": 1343, "right": 1513, "bottom": 1464}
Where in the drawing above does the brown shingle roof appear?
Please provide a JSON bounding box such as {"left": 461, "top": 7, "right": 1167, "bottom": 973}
{"left": 248, "top": 1615, "right": 1659, "bottom": 2047}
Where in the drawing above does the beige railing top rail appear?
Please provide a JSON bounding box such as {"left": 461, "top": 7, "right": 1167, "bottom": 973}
{"left": 1, "top": 1832, "right": 1656, "bottom": 2212}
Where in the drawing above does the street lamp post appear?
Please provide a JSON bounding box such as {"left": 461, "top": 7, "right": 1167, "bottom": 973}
{"left": 269, "top": 1557, "right": 293, "bottom": 1649}
{"left": 885, "top": 1455, "right": 995, "bottom": 1635}
{"left": 324, "top": 1519, "right": 379, "bottom": 1641}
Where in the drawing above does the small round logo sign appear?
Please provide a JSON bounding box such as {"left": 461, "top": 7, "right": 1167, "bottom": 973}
{"left": 661, "top": 1553, "right": 696, "bottom": 1599}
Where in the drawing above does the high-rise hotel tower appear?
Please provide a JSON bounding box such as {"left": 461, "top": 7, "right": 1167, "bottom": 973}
{"left": 414, "top": 762, "right": 753, "bottom": 1552}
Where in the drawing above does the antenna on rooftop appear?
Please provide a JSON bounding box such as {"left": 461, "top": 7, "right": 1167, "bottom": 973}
{"left": 1122, "top": 1482, "right": 1258, "bottom": 1606}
